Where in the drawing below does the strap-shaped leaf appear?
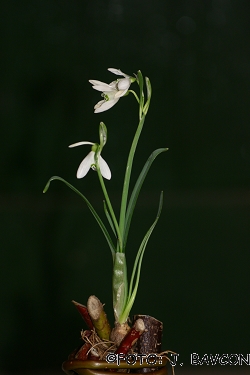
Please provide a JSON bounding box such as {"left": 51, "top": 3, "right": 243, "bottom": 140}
{"left": 43, "top": 176, "right": 115, "bottom": 259}
{"left": 119, "top": 192, "right": 163, "bottom": 323}
{"left": 123, "top": 148, "right": 168, "bottom": 249}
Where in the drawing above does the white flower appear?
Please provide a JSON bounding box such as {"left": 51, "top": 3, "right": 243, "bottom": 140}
{"left": 89, "top": 68, "right": 132, "bottom": 113}
{"left": 69, "top": 141, "right": 111, "bottom": 180}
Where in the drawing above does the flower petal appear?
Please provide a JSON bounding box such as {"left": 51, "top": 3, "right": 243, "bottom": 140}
{"left": 108, "top": 80, "right": 119, "bottom": 89}
{"left": 92, "top": 84, "right": 116, "bottom": 92}
{"left": 76, "top": 151, "right": 95, "bottom": 179}
{"left": 114, "top": 87, "right": 129, "bottom": 98}
{"left": 69, "top": 141, "right": 94, "bottom": 148}
{"left": 94, "top": 100, "right": 106, "bottom": 109}
{"left": 89, "top": 79, "right": 108, "bottom": 86}
{"left": 94, "top": 98, "right": 119, "bottom": 113}
{"left": 99, "top": 155, "right": 111, "bottom": 180}
{"left": 89, "top": 79, "right": 117, "bottom": 92}
{"left": 104, "top": 91, "right": 116, "bottom": 100}
{"left": 118, "top": 78, "right": 130, "bottom": 90}
{"left": 108, "top": 68, "right": 129, "bottom": 77}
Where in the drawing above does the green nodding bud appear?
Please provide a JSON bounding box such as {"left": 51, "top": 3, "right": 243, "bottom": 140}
{"left": 99, "top": 122, "right": 107, "bottom": 149}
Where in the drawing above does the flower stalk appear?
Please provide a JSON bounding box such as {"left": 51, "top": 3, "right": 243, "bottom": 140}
{"left": 118, "top": 113, "right": 146, "bottom": 245}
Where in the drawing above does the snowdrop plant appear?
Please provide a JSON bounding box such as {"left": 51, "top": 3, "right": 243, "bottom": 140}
{"left": 43, "top": 68, "right": 168, "bottom": 339}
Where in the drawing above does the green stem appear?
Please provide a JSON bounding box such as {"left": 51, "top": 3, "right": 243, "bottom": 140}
{"left": 129, "top": 90, "right": 140, "bottom": 103}
{"left": 118, "top": 113, "right": 146, "bottom": 249}
{"left": 95, "top": 151, "right": 123, "bottom": 251}
{"left": 118, "top": 72, "right": 147, "bottom": 249}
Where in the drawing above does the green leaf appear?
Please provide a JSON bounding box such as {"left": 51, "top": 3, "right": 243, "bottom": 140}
{"left": 43, "top": 176, "right": 115, "bottom": 259}
{"left": 123, "top": 148, "right": 168, "bottom": 249}
{"left": 120, "top": 192, "right": 164, "bottom": 323}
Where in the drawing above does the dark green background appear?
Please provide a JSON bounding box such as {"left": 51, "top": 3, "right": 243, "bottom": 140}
{"left": 1, "top": 0, "right": 250, "bottom": 373}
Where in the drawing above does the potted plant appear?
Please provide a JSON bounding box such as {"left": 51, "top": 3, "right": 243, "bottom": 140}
{"left": 44, "top": 68, "right": 174, "bottom": 374}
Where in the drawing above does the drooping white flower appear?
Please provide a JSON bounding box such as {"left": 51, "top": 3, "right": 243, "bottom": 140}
{"left": 89, "top": 68, "right": 132, "bottom": 113}
{"left": 69, "top": 141, "right": 111, "bottom": 180}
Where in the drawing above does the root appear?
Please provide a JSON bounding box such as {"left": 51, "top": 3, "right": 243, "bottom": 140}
{"left": 81, "top": 329, "right": 116, "bottom": 360}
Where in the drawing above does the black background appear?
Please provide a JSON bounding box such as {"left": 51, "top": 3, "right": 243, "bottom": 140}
{"left": 1, "top": 1, "right": 250, "bottom": 373}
